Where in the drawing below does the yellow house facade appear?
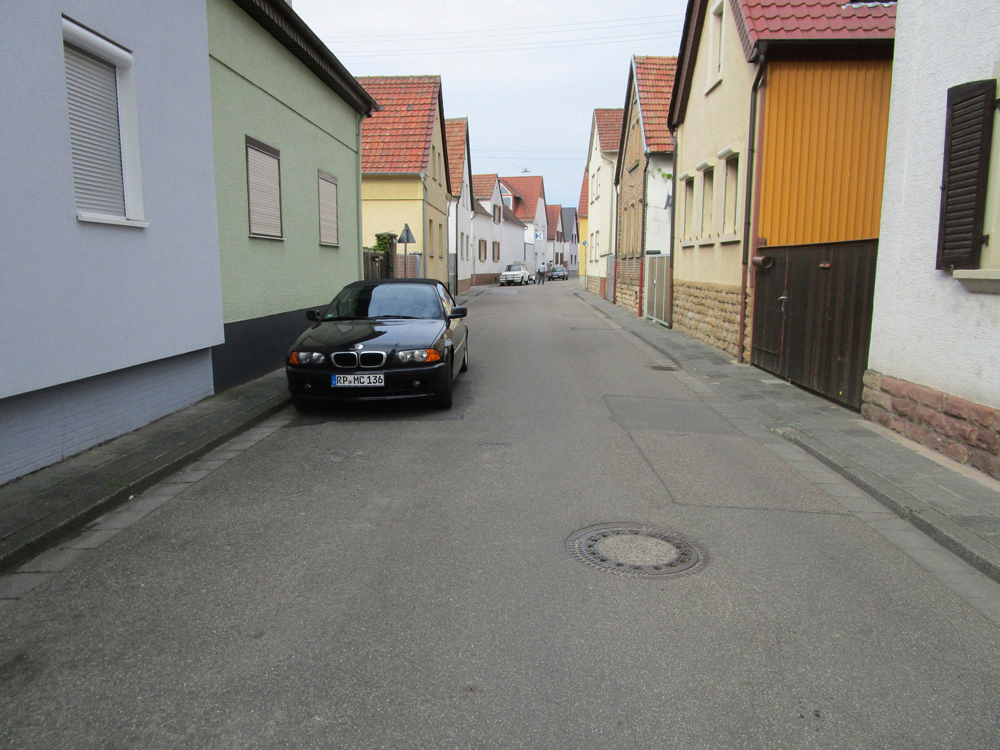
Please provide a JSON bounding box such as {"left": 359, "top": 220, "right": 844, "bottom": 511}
{"left": 357, "top": 75, "right": 451, "bottom": 283}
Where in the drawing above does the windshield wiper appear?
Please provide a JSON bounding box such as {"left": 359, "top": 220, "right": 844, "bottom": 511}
{"left": 373, "top": 315, "right": 419, "bottom": 319}
{"left": 324, "top": 315, "right": 372, "bottom": 321}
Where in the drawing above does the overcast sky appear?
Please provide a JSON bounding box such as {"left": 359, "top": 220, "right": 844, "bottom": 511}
{"left": 294, "top": 0, "right": 688, "bottom": 210}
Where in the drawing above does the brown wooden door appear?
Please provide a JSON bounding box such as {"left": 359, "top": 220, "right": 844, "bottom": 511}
{"left": 751, "top": 240, "right": 878, "bottom": 409}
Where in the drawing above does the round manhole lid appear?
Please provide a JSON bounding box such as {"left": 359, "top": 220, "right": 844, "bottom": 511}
{"left": 567, "top": 524, "right": 709, "bottom": 577}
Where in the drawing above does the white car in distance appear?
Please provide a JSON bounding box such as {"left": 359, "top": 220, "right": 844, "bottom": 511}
{"left": 499, "top": 263, "right": 530, "bottom": 286}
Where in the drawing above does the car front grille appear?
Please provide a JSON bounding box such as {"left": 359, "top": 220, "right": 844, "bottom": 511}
{"left": 332, "top": 352, "right": 358, "bottom": 368}
{"left": 359, "top": 351, "right": 387, "bottom": 368}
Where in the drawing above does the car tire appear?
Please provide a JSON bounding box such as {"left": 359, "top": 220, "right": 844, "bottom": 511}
{"left": 436, "top": 360, "right": 454, "bottom": 409}
{"left": 460, "top": 340, "right": 469, "bottom": 372}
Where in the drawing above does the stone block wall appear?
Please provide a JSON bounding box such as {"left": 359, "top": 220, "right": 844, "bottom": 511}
{"left": 614, "top": 257, "right": 643, "bottom": 315}
{"left": 673, "top": 280, "right": 750, "bottom": 358}
{"left": 587, "top": 275, "right": 605, "bottom": 298}
{"left": 862, "top": 370, "right": 1000, "bottom": 481}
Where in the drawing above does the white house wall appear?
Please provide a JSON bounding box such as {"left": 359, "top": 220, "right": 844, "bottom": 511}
{"left": 645, "top": 154, "right": 673, "bottom": 255}
{"left": 867, "top": 0, "right": 1000, "bottom": 408}
{"left": 0, "top": 1, "right": 222, "bottom": 483}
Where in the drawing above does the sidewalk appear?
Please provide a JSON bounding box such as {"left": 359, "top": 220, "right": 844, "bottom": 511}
{"left": 0, "top": 370, "right": 291, "bottom": 573}
{"left": 577, "top": 290, "right": 1000, "bottom": 585}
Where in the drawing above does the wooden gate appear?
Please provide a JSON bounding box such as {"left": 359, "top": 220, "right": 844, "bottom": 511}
{"left": 363, "top": 250, "right": 393, "bottom": 280}
{"left": 644, "top": 254, "right": 671, "bottom": 326}
{"left": 751, "top": 240, "right": 878, "bottom": 409}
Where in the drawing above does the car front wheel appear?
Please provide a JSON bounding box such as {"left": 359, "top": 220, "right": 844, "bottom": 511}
{"left": 436, "top": 356, "right": 454, "bottom": 409}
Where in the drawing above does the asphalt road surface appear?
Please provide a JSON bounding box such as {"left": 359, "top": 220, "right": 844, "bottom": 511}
{"left": 2, "top": 282, "right": 1000, "bottom": 749}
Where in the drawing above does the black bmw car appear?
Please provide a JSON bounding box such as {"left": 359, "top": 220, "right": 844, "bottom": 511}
{"left": 286, "top": 279, "right": 468, "bottom": 410}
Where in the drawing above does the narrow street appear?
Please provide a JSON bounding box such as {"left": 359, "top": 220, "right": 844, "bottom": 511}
{"left": 2, "top": 283, "right": 1000, "bottom": 749}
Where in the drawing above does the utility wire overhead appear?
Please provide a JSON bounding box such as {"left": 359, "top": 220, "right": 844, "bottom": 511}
{"left": 320, "top": 13, "right": 685, "bottom": 43}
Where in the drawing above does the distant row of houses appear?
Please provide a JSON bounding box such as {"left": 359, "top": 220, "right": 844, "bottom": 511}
{"left": 0, "top": 0, "right": 581, "bottom": 485}
{"left": 581, "top": 0, "right": 1000, "bottom": 483}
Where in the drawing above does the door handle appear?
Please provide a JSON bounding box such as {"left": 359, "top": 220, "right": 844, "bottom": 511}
{"left": 777, "top": 294, "right": 789, "bottom": 312}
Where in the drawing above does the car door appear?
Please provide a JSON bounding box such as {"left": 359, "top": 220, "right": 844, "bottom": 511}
{"left": 436, "top": 285, "right": 467, "bottom": 376}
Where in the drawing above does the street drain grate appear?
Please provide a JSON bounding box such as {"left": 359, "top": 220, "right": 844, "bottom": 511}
{"left": 651, "top": 365, "right": 680, "bottom": 371}
{"left": 566, "top": 524, "right": 709, "bottom": 577}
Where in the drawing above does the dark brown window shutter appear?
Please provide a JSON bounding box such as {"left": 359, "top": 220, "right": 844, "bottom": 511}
{"left": 937, "top": 79, "right": 996, "bottom": 270}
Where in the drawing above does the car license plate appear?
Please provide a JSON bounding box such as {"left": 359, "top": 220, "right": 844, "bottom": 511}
{"left": 333, "top": 374, "right": 384, "bottom": 387}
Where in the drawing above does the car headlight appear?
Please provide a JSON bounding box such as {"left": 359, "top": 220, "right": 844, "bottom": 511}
{"left": 288, "top": 351, "right": 326, "bottom": 365}
{"left": 396, "top": 348, "right": 442, "bottom": 364}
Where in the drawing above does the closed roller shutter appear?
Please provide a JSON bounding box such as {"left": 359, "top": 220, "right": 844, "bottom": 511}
{"left": 64, "top": 43, "right": 125, "bottom": 216}
{"left": 247, "top": 139, "right": 282, "bottom": 237}
{"left": 318, "top": 170, "right": 338, "bottom": 245}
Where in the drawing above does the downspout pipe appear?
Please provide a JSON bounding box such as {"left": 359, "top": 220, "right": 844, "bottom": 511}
{"left": 668, "top": 134, "right": 677, "bottom": 328}
{"left": 421, "top": 172, "right": 428, "bottom": 279}
{"left": 638, "top": 155, "right": 649, "bottom": 318}
{"left": 738, "top": 52, "right": 767, "bottom": 364}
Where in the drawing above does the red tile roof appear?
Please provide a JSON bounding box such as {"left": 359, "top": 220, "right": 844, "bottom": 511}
{"left": 357, "top": 76, "right": 443, "bottom": 176}
{"left": 594, "top": 108, "right": 624, "bottom": 152}
{"left": 634, "top": 56, "right": 677, "bottom": 153}
{"left": 735, "top": 0, "right": 895, "bottom": 56}
{"left": 472, "top": 173, "right": 498, "bottom": 201}
{"left": 578, "top": 168, "right": 588, "bottom": 218}
{"left": 502, "top": 205, "right": 525, "bottom": 228}
{"left": 546, "top": 204, "right": 562, "bottom": 240}
{"left": 444, "top": 118, "right": 468, "bottom": 197}
{"left": 499, "top": 175, "right": 546, "bottom": 222}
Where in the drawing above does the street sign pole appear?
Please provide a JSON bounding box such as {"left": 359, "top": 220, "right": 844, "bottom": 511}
{"left": 399, "top": 223, "right": 416, "bottom": 278}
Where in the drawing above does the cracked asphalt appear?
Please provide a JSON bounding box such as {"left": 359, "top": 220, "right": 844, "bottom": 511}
{"left": 2, "top": 281, "right": 1000, "bottom": 749}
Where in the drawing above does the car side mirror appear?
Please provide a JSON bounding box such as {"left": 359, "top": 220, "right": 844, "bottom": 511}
{"left": 306, "top": 309, "right": 321, "bottom": 321}
{"left": 448, "top": 306, "right": 468, "bottom": 319}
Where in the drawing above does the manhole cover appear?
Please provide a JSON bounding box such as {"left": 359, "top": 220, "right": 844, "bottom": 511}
{"left": 566, "top": 524, "right": 709, "bottom": 577}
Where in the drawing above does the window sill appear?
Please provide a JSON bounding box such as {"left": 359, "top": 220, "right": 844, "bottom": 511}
{"left": 679, "top": 241, "right": 696, "bottom": 248}
{"left": 319, "top": 242, "right": 339, "bottom": 248}
{"left": 249, "top": 233, "right": 284, "bottom": 241}
{"left": 719, "top": 233, "right": 741, "bottom": 244}
{"left": 77, "top": 212, "right": 148, "bottom": 228}
{"left": 705, "top": 76, "right": 722, "bottom": 96}
{"left": 696, "top": 237, "right": 716, "bottom": 246}
{"left": 954, "top": 268, "right": 1000, "bottom": 294}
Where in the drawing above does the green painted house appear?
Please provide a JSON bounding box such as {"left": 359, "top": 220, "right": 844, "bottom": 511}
{"left": 207, "top": 0, "right": 377, "bottom": 391}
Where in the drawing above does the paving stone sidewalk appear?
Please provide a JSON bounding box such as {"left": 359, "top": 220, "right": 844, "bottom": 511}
{"left": 0, "top": 370, "right": 291, "bottom": 573}
{"left": 577, "top": 289, "right": 1000, "bottom": 585}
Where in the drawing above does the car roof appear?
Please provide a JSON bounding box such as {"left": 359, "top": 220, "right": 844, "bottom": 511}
{"left": 343, "top": 278, "right": 443, "bottom": 288}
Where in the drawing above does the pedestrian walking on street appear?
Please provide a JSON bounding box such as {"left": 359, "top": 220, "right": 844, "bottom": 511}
{"left": 536, "top": 261, "right": 546, "bottom": 285}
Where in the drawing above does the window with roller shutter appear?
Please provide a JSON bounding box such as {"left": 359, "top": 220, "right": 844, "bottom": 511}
{"left": 318, "top": 170, "right": 338, "bottom": 246}
{"left": 936, "top": 79, "right": 996, "bottom": 270}
{"left": 246, "top": 137, "right": 282, "bottom": 239}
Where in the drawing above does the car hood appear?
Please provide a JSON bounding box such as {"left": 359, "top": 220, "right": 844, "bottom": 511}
{"left": 291, "top": 319, "right": 446, "bottom": 353}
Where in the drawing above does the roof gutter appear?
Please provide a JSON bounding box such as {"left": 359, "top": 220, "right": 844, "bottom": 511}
{"left": 738, "top": 51, "right": 767, "bottom": 364}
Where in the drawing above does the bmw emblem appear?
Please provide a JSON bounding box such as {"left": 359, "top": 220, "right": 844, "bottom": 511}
{"left": 352, "top": 343, "right": 364, "bottom": 350}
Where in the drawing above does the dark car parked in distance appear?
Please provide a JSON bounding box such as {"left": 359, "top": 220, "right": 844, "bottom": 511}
{"left": 286, "top": 279, "right": 468, "bottom": 410}
{"left": 548, "top": 265, "right": 568, "bottom": 281}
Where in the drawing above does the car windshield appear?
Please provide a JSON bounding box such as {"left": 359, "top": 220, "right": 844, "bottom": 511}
{"left": 504, "top": 265, "right": 520, "bottom": 272}
{"left": 324, "top": 284, "right": 443, "bottom": 320}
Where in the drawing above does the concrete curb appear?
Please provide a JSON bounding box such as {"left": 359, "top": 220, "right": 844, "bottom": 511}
{"left": 0, "top": 391, "right": 291, "bottom": 574}
{"left": 776, "top": 426, "right": 1000, "bottom": 584}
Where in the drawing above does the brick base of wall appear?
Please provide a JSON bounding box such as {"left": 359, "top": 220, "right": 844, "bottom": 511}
{"left": 673, "top": 280, "right": 750, "bottom": 358}
{"left": 587, "top": 275, "right": 605, "bottom": 298}
{"left": 614, "top": 257, "right": 642, "bottom": 315}
{"left": 471, "top": 273, "right": 500, "bottom": 286}
{"left": 862, "top": 370, "right": 1000, "bottom": 481}
{"left": 457, "top": 277, "right": 472, "bottom": 294}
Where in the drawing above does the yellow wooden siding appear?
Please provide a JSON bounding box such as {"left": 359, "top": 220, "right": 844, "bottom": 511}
{"left": 758, "top": 59, "right": 892, "bottom": 246}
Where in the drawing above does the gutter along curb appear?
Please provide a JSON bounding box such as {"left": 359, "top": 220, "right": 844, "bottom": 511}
{"left": 775, "top": 426, "right": 1000, "bottom": 585}
{"left": 0, "top": 390, "right": 290, "bottom": 574}
{"left": 574, "top": 289, "right": 1000, "bottom": 587}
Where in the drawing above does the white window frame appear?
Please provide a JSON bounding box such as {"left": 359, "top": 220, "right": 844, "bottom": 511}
{"left": 63, "top": 17, "right": 146, "bottom": 228}
{"left": 706, "top": 0, "right": 725, "bottom": 94}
